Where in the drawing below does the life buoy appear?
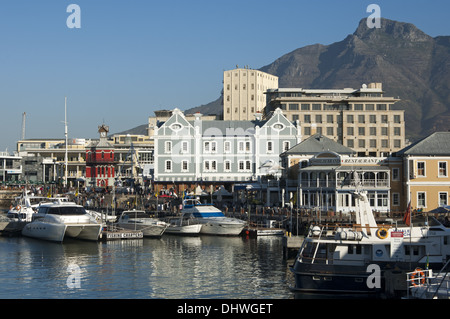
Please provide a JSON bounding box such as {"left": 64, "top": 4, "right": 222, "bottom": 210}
{"left": 411, "top": 268, "right": 426, "bottom": 286}
{"left": 376, "top": 227, "right": 388, "bottom": 239}
{"left": 15, "top": 205, "right": 21, "bottom": 211}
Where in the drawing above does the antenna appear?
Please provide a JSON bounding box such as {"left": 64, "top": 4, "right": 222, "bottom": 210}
{"left": 21, "top": 112, "right": 26, "bottom": 140}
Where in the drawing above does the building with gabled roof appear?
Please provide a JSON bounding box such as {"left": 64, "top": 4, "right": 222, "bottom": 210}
{"left": 396, "top": 131, "right": 450, "bottom": 211}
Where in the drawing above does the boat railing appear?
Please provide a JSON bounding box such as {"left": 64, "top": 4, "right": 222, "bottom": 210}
{"left": 406, "top": 259, "right": 450, "bottom": 299}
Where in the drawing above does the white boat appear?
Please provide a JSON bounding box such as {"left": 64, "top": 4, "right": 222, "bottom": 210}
{"left": 7, "top": 194, "right": 71, "bottom": 222}
{"left": 290, "top": 187, "right": 450, "bottom": 296}
{"left": 116, "top": 210, "right": 169, "bottom": 238}
{"left": 165, "top": 216, "right": 203, "bottom": 235}
{"left": 181, "top": 198, "right": 246, "bottom": 236}
{"left": 22, "top": 201, "right": 102, "bottom": 242}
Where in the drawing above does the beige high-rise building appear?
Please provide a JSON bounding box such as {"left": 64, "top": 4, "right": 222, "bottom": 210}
{"left": 264, "top": 83, "right": 406, "bottom": 157}
{"left": 223, "top": 67, "right": 278, "bottom": 120}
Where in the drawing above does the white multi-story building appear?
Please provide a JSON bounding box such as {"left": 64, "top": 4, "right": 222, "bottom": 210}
{"left": 223, "top": 67, "right": 278, "bottom": 121}
{"left": 153, "top": 108, "right": 300, "bottom": 188}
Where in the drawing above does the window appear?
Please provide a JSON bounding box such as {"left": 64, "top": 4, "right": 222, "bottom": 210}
{"left": 377, "top": 104, "right": 387, "bottom": 111}
{"left": 327, "top": 127, "right": 333, "bottom": 135}
{"left": 224, "top": 141, "right": 231, "bottom": 153}
{"left": 289, "top": 103, "right": 299, "bottom": 110}
{"left": 381, "top": 127, "right": 388, "bottom": 135}
{"left": 377, "top": 194, "right": 388, "bottom": 207}
{"left": 181, "top": 141, "right": 189, "bottom": 153}
{"left": 312, "top": 104, "right": 321, "bottom": 110}
{"left": 354, "top": 104, "right": 364, "bottom": 111}
{"left": 238, "top": 141, "right": 251, "bottom": 153}
{"left": 347, "top": 139, "right": 354, "bottom": 148}
{"left": 165, "top": 141, "right": 172, "bottom": 153}
{"left": 392, "top": 168, "right": 400, "bottom": 181}
{"left": 358, "top": 127, "right": 365, "bottom": 136}
{"left": 417, "top": 192, "right": 426, "bottom": 208}
{"left": 204, "top": 141, "right": 217, "bottom": 153}
{"left": 315, "top": 115, "right": 322, "bottom": 123}
{"left": 267, "top": 141, "right": 273, "bottom": 153}
{"left": 370, "top": 139, "right": 376, "bottom": 148}
{"left": 347, "top": 115, "right": 354, "bottom": 123}
{"left": 393, "top": 193, "right": 400, "bottom": 206}
{"left": 347, "top": 127, "right": 354, "bottom": 136}
{"left": 304, "top": 127, "right": 311, "bottom": 135}
{"left": 204, "top": 160, "right": 217, "bottom": 172}
{"left": 381, "top": 115, "right": 388, "bottom": 123}
{"left": 224, "top": 160, "right": 231, "bottom": 172}
{"left": 439, "top": 192, "right": 448, "bottom": 206}
{"left": 439, "top": 162, "right": 448, "bottom": 177}
{"left": 394, "top": 127, "right": 401, "bottom": 136}
{"left": 327, "top": 115, "right": 334, "bottom": 123}
{"left": 181, "top": 160, "right": 188, "bottom": 172}
{"left": 370, "top": 127, "right": 377, "bottom": 135}
{"left": 301, "top": 104, "right": 310, "bottom": 111}
{"left": 304, "top": 115, "right": 311, "bottom": 123}
{"left": 292, "top": 114, "right": 299, "bottom": 121}
{"left": 369, "top": 115, "right": 377, "bottom": 123}
{"left": 283, "top": 141, "right": 290, "bottom": 151}
{"left": 366, "top": 104, "right": 374, "bottom": 111}
{"left": 358, "top": 139, "right": 365, "bottom": 148}
{"left": 417, "top": 162, "right": 425, "bottom": 177}
{"left": 358, "top": 115, "right": 365, "bottom": 123}
{"left": 165, "top": 160, "right": 172, "bottom": 172}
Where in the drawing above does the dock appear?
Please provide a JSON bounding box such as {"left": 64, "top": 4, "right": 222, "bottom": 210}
{"left": 282, "top": 235, "right": 303, "bottom": 260}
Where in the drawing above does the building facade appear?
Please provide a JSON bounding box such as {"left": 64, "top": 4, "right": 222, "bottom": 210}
{"left": 85, "top": 125, "right": 115, "bottom": 189}
{"left": 264, "top": 82, "right": 406, "bottom": 157}
{"left": 153, "top": 108, "right": 300, "bottom": 189}
{"left": 397, "top": 132, "right": 450, "bottom": 212}
{"left": 223, "top": 67, "right": 278, "bottom": 121}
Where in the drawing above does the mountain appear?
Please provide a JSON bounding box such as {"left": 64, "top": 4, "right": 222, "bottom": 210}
{"left": 186, "top": 18, "right": 450, "bottom": 142}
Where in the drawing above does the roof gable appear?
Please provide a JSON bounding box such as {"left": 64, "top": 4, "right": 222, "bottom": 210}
{"left": 397, "top": 132, "right": 450, "bottom": 156}
{"left": 283, "top": 134, "right": 355, "bottom": 156}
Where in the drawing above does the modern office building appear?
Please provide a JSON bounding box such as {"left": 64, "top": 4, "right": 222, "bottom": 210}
{"left": 264, "top": 82, "right": 406, "bottom": 157}
{"left": 223, "top": 67, "right": 278, "bottom": 121}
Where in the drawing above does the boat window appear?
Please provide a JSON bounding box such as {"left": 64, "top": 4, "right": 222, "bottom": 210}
{"left": 38, "top": 206, "right": 49, "bottom": 215}
{"left": 47, "top": 206, "right": 87, "bottom": 215}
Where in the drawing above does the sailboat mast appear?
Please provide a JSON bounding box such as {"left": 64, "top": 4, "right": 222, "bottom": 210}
{"left": 64, "top": 97, "right": 68, "bottom": 188}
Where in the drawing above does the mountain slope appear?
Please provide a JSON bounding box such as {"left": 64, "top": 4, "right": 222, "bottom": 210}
{"left": 187, "top": 18, "right": 450, "bottom": 142}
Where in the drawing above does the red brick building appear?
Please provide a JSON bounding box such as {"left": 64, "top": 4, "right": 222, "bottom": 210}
{"left": 86, "top": 124, "right": 115, "bottom": 189}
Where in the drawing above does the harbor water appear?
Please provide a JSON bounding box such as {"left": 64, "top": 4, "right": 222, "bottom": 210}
{"left": 0, "top": 234, "right": 293, "bottom": 299}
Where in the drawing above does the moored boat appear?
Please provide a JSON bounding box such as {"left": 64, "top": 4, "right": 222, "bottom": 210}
{"left": 181, "top": 197, "right": 246, "bottom": 236}
{"left": 116, "top": 210, "right": 169, "bottom": 238}
{"left": 22, "top": 201, "right": 102, "bottom": 242}
{"left": 290, "top": 188, "right": 450, "bottom": 296}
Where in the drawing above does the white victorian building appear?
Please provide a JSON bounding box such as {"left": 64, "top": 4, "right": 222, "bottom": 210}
{"left": 153, "top": 108, "right": 300, "bottom": 199}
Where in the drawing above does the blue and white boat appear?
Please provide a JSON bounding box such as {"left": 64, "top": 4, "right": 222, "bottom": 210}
{"left": 181, "top": 197, "right": 246, "bottom": 236}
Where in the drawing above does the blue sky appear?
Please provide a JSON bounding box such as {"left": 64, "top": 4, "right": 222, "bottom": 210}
{"left": 0, "top": 0, "right": 449, "bottom": 151}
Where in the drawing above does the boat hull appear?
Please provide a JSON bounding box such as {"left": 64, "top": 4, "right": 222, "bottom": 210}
{"left": 22, "top": 221, "right": 101, "bottom": 242}
{"left": 117, "top": 222, "right": 167, "bottom": 238}
{"left": 165, "top": 224, "right": 203, "bottom": 235}
{"left": 199, "top": 221, "right": 245, "bottom": 236}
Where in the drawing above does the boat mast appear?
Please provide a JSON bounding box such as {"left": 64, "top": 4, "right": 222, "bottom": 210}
{"left": 64, "top": 96, "right": 68, "bottom": 188}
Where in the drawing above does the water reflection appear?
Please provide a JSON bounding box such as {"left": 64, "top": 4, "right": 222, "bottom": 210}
{"left": 0, "top": 235, "right": 291, "bottom": 299}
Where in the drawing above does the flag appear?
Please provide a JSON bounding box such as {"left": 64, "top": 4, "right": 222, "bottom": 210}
{"left": 403, "top": 201, "right": 411, "bottom": 226}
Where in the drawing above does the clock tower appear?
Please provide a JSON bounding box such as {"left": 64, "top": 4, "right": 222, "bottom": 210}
{"left": 85, "top": 124, "right": 115, "bottom": 189}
